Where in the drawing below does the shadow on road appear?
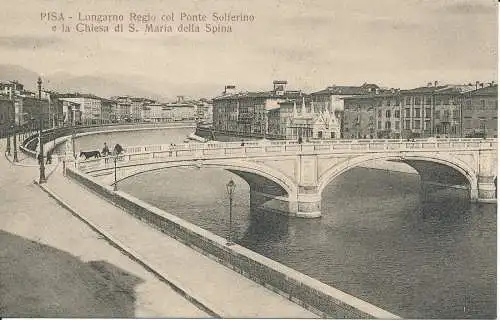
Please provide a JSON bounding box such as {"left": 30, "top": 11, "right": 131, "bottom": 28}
{"left": 0, "top": 230, "right": 144, "bottom": 317}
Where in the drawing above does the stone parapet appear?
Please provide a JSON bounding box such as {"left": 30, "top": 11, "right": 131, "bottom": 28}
{"left": 66, "top": 167, "right": 399, "bottom": 319}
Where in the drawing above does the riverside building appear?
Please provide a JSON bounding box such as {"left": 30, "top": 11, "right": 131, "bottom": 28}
{"left": 343, "top": 82, "right": 481, "bottom": 139}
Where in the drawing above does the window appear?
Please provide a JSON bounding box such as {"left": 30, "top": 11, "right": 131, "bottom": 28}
{"left": 415, "top": 97, "right": 421, "bottom": 105}
{"left": 405, "top": 120, "right": 411, "bottom": 129}
{"left": 435, "top": 110, "right": 440, "bottom": 119}
{"left": 425, "top": 120, "right": 431, "bottom": 130}
{"left": 377, "top": 121, "right": 382, "bottom": 129}
{"left": 395, "top": 121, "right": 400, "bottom": 130}
{"left": 444, "top": 110, "right": 450, "bottom": 119}
{"left": 386, "top": 99, "right": 391, "bottom": 106}
{"left": 452, "top": 110, "right": 459, "bottom": 119}
{"left": 414, "top": 120, "right": 421, "bottom": 128}
{"left": 425, "top": 97, "right": 432, "bottom": 105}
{"left": 378, "top": 110, "right": 382, "bottom": 117}
{"left": 406, "top": 97, "right": 411, "bottom": 105}
{"left": 405, "top": 108, "right": 411, "bottom": 117}
{"left": 395, "top": 110, "right": 400, "bottom": 118}
{"left": 385, "top": 121, "right": 391, "bottom": 129}
{"left": 464, "top": 118, "right": 472, "bottom": 128}
{"left": 331, "top": 132, "right": 336, "bottom": 138}
{"left": 395, "top": 99, "right": 400, "bottom": 106}
{"left": 415, "top": 108, "right": 421, "bottom": 118}
{"left": 481, "top": 100, "right": 486, "bottom": 110}
{"left": 386, "top": 110, "right": 391, "bottom": 118}
{"left": 425, "top": 108, "right": 431, "bottom": 118}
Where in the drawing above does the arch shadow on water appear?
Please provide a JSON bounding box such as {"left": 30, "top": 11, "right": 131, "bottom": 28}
{"left": 118, "top": 162, "right": 496, "bottom": 319}
{"left": 0, "top": 230, "right": 144, "bottom": 317}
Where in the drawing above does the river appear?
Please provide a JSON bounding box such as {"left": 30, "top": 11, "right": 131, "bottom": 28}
{"left": 74, "top": 127, "right": 496, "bottom": 319}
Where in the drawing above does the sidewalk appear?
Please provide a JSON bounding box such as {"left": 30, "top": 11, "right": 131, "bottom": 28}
{"left": 0, "top": 141, "right": 210, "bottom": 318}
{"left": 42, "top": 162, "right": 316, "bottom": 317}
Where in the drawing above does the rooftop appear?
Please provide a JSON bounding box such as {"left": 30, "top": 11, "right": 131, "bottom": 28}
{"left": 467, "top": 84, "right": 498, "bottom": 96}
{"left": 58, "top": 93, "right": 104, "bottom": 100}
{"left": 311, "top": 83, "right": 380, "bottom": 96}
{"left": 213, "top": 90, "right": 305, "bottom": 101}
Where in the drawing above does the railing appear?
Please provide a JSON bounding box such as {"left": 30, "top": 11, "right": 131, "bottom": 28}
{"left": 78, "top": 138, "right": 497, "bottom": 173}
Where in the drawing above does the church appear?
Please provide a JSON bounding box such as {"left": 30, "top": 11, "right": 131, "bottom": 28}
{"left": 268, "top": 96, "right": 341, "bottom": 140}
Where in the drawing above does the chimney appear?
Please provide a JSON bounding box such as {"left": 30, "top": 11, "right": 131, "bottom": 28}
{"left": 427, "top": 82, "right": 433, "bottom": 87}
{"left": 476, "top": 81, "right": 480, "bottom": 90}
{"left": 480, "top": 83, "right": 484, "bottom": 88}
{"left": 224, "top": 85, "right": 236, "bottom": 95}
{"left": 434, "top": 81, "right": 438, "bottom": 87}
{"left": 176, "top": 95, "right": 184, "bottom": 103}
{"left": 491, "top": 81, "right": 496, "bottom": 87}
{"left": 273, "top": 80, "right": 287, "bottom": 96}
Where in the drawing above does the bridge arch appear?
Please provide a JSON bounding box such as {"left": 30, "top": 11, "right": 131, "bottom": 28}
{"left": 317, "top": 153, "right": 478, "bottom": 195}
{"left": 110, "top": 158, "right": 298, "bottom": 197}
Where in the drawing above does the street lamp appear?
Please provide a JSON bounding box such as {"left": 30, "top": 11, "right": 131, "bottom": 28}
{"left": 12, "top": 122, "right": 18, "bottom": 162}
{"left": 225, "top": 179, "right": 236, "bottom": 246}
{"left": 38, "top": 77, "right": 47, "bottom": 184}
{"left": 113, "top": 155, "right": 118, "bottom": 191}
{"left": 72, "top": 128, "right": 76, "bottom": 160}
{"left": 6, "top": 121, "right": 11, "bottom": 156}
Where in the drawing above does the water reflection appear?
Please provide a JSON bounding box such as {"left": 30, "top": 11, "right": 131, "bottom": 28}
{"left": 118, "top": 166, "right": 495, "bottom": 319}
{"left": 71, "top": 130, "right": 495, "bottom": 318}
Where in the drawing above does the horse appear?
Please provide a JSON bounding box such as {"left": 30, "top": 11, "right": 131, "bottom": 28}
{"left": 79, "top": 150, "right": 101, "bottom": 159}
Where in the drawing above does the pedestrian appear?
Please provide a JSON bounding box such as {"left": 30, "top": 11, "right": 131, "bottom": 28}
{"left": 45, "top": 151, "right": 52, "bottom": 164}
{"left": 114, "top": 143, "right": 123, "bottom": 155}
{"left": 102, "top": 142, "right": 110, "bottom": 156}
{"left": 37, "top": 153, "right": 43, "bottom": 165}
{"left": 102, "top": 142, "right": 110, "bottom": 163}
{"left": 298, "top": 136, "right": 303, "bottom": 144}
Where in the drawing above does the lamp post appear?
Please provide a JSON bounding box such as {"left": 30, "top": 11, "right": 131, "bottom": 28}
{"left": 72, "top": 128, "right": 76, "bottom": 160}
{"left": 226, "top": 179, "right": 236, "bottom": 246}
{"left": 12, "top": 122, "right": 18, "bottom": 162}
{"left": 6, "top": 122, "right": 11, "bottom": 156}
{"left": 113, "top": 154, "right": 118, "bottom": 191}
{"left": 38, "top": 77, "right": 47, "bottom": 184}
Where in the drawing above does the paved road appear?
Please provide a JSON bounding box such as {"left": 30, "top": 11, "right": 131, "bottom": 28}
{"left": 0, "top": 139, "right": 317, "bottom": 318}
{"left": 0, "top": 139, "right": 208, "bottom": 318}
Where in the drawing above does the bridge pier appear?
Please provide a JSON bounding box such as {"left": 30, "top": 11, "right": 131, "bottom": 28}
{"left": 249, "top": 189, "right": 322, "bottom": 218}
{"left": 477, "top": 148, "right": 497, "bottom": 203}
{"left": 477, "top": 176, "right": 496, "bottom": 202}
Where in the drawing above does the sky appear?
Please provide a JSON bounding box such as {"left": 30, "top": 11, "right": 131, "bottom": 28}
{"left": 0, "top": 0, "right": 497, "bottom": 99}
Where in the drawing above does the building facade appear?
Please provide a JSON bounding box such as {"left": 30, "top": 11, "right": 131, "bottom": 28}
{"left": 0, "top": 96, "right": 14, "bottom": 137}
{"left": 462, "top": 84, "right": 498, "bottom": 138}
{"left": 269, "top": 97, "right": 341, "bottom": 140}
{"left": 212, "top": 81, "right": 303, "bottom": 137}
{"left": 59, "top": 94, "right": 104, "bottom": 125}
{"left": 344, "top": 83, "right": 477, "bottom": 139}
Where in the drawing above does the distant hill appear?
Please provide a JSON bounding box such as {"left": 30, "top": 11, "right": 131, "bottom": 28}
{"left": 0, "top": 64, "right": 222, "bottom": 100}
{"left": 46, "top": 73, "right": 162, "bottom": 100}
{"left": 0, "top": 64, "right": 164, "bottom": 99}
{"left": 0, "top": 64, "right": 40, "bottom": 91}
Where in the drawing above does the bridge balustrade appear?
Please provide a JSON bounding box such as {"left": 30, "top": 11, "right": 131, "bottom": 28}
{"left": 77, "top": 138, "right": 497, "bottom": 175}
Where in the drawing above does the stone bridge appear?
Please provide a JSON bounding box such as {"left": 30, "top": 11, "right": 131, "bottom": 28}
{"left": 74, "top": 138, "right": 498, "bottom": 218}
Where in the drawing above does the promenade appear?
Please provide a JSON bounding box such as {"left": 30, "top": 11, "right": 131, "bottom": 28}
{"left": 0, "top": 138, "right": 316, "bottom": 318}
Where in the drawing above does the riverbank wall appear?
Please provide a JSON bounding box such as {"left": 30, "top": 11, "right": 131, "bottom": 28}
{"left": 66, "top": 166, "right": 399, "bottom": 319}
